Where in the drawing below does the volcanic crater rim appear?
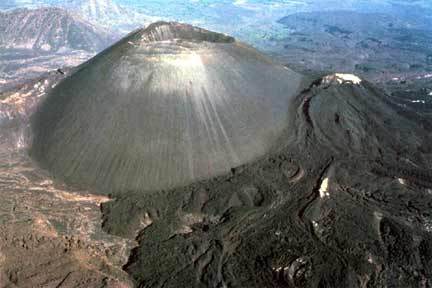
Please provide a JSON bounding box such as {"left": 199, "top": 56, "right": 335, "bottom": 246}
{"left": 135, "top": 21, "right": 236, "bottom": 44}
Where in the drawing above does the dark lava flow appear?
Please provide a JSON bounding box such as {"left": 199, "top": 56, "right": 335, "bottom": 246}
{"left": 100, "top": 74, "right": 432, "bottom": 287}
{"left": 7, "top": 22, "right": 432, "bottom": 287}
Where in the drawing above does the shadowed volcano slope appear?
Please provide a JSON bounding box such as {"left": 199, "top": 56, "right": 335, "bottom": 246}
{"left": 30, "top": 22, "right": 303, "bottom": 194}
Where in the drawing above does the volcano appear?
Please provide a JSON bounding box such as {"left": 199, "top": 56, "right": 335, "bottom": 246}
{"left": 30, "top": 21, "right": 303, "bottom": 194}
{"left": 1, "top": 21, "right": 432, "bottom": 288}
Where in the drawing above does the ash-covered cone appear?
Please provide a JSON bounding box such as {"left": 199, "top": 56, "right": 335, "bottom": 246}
{"left": 30, "top": 22, "right": 303, "bottom": 194}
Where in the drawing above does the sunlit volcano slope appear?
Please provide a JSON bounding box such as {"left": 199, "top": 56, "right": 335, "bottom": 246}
{"left": 30, "top": 21, "right": 303, "bottom": 193}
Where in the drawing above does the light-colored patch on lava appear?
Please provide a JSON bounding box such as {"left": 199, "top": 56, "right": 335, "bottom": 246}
{"left": 133, "top": 212, "right": 154, "bottom": 237}
{"left": 182, "top": 213, "right": 205, "bottom": 226}
{"left": 176, "top": 212, "right": 205, "bottom": 235}
{"left": 177, "top": 225, "right": 194, "bottom": 235}
{"left": 335, "top": 73, "right": 362, "bottom": 84}
{"left": 323, "top": 73, "right": 362, "bottom": 85}
{"left": 319, "top": 177, "right": 330, "bottom": 198}
{"left": 397, "top": 178, "right": 406, "bottom": 185}
{"left": 139, "top": 212, "right": 153, "bottom": 230}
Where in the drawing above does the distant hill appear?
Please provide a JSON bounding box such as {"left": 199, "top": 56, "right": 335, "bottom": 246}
{"left": 61, "top": 0, "right": 156, "bottom": 33}
{"left": 0, "top": 7, "right": 116, "bottom": 52}
{"left": 0, "top": 7, "right": 119, "bottom": 91}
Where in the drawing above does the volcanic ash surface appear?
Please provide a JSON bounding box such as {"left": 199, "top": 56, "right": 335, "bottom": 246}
{"left": 30, "top": 21, "right": 303, "bottom": 194}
